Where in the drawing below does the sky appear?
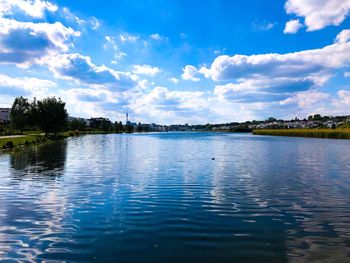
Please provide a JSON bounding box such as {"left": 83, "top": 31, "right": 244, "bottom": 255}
{"left": 0, "top": 0, "right": 350, "bottom": 124}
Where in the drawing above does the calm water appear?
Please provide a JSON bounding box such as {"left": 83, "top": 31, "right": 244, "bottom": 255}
{"left": 1, "top": 132, "right": 350, "bottom": 262}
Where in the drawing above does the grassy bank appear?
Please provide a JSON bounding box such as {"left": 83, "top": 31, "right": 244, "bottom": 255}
{"left": 253, "top": 128, "right": 350, "bottom": 139}
{"left": 0, "top": 135, "right": 47, "bottom": 150}
{"left": 0, "top": 130, "right": 112, "bottom": 152}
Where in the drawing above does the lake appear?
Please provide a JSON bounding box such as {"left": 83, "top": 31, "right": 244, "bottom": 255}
{"left": 1, "top": 132, "right": 350, "bottom": 262}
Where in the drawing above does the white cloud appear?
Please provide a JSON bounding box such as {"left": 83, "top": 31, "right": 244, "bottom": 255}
{"left": 0, "top": 6, "right": 80, "bottom": 66}
{"left": 130, "top": 86, "right": 208, "bottom": 123}
{"left": 47, "top": 53, "right": 139, "bottom": 90}
{"left": 335, "top": 29, "right": 350, "bottom": 43}
{"left": 90, "top": 17, "right": 100, "bottom": 30}
{"left": 150, "top": 33, "right": 161, "bottom": 40}
{"left": 0, "top": 73, "right": 56, "bottom": 97}
{"left": 169, "top": 77, "right": 179, "bottom": 84}
{"left": 119, "top": 33, "right": 139, "bottom": 43}
{"left": 104, "top": 36, "right": 127, "bottom": 63}
{"left": 133, "top": 64, "right": 160, "bottom": 76}
{"left": 0, "top": 0, "right": 58, "bottom": 18}
{"left": 181, "top": 65, "right": 201, "bottom": 82}
{"left": 206, "top": 30, "right": 350, "bottom": 82}
{"left": 150, "top": 33, "right": 168, "bottom": 41}
{"left": 337, "top": 90, "right": 350, "bottom": 104}
{"left": 284, "top": 19, "right": 303, "bottom": 34}
{"left": 279, "top": 90, "right": 329, "bottom": 107}
{"left": 285, "top": 0, "right": 350, "bottom": 31}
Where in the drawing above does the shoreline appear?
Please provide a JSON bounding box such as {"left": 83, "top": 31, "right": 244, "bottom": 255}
{"left": 253, "top": 128, "right": 350, "bottom": 139}
{"left": 0, "top": 130, "right": 117, "bottom": 153}
{"left": 3, "top": 129, "right": 350, "bottom": 153}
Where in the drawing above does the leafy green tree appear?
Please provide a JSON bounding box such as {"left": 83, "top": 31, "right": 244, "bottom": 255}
{"left": 100, "top": 119, "right": 112, "bottom": 132}
{"left": 125, "top": 124, "right": 134, "bottom": 133}
{"left": 10, "top": 96, "right": 30, "bottom": 134}
{"left": 136, "top": 122, "right": 143, "bottom": 132}
{"left": 267, "top": 117, "right": 277, "bottom": 123}
{"left": 313, "top": 114, "right": 322, "bottom": 121}
{"left": 114, "top": 121, "right": 120, "bottom": 133}
{"left": 69, "top": 119, "right": 86, "bottom": 131}
{"left": 114, "top": 121, "right": 124, "bottom": 133}
{"left": 35, "top": 97, "right": 68, "bottom": 135}
{"left": 118, "top": 121, "right": 124, "bottom": 132}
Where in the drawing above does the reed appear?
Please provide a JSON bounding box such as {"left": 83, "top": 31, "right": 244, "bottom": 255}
{"left": 253, "top": 128, "right": 350, "bottom": 139}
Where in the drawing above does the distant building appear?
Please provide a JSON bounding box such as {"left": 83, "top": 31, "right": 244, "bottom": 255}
{"left": 0, "top": 108, "right": 10, "bottom": 124}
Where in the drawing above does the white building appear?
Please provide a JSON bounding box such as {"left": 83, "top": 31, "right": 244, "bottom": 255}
{"left": 0, "top": 108, "right": 10, "bottom": 124}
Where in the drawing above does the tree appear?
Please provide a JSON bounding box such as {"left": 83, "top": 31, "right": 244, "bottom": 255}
{"left": 313, "top": 114, "right": 322, "bottom": 121}
{"left": 10, "top": 96, "right": 30, "bottom": 134}
{"left": 267, "top": 117, "right": 277, "bottom": 123}
{"left": 125, "top": 124, "right": 134, "bottom": 133}
{"left": 136, "top": 122, "right": 143, "bottom": 132}
{"left": 35, "top": 97, "right": 68, "bottom": 135}
{"left": 69, "top": 119, "right": 86, "bottom": 131}
{"left": 100, "top": 119, "right": 112, "bottom": 132}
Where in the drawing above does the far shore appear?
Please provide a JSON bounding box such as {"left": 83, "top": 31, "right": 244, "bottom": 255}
{"left": 253, "top": 128, "right": 350, "bottom": 139}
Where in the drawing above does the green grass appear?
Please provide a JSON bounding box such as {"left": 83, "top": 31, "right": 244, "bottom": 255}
{"left": 0, "top": 135, "right": 46, "bottom": 150}
{"left": 0, "top": 129, "right": 122, "bottom": 152}
{"left": 253, "top": 128, "right": 350, "bottom": 139}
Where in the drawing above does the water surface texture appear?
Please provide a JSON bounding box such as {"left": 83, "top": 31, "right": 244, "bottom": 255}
{"left": 1, "top": 132, "right": 350, "bottom": 262}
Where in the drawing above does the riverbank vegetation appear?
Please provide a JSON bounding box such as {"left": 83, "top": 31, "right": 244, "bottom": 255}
{"left": 253, "top": 129, "right": 350, "bottom": 139}
{"left": 0, "top": 96, "right": 136, "bottom": 152}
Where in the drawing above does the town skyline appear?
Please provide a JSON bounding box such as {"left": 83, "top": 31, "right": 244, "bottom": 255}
{"left": 0, "top": 0, "right": 350, "bottom": 125}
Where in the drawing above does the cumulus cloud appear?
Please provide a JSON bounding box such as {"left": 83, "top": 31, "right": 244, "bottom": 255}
{"left": 130, "top": 86, "right": 208, "bottom": 122}
{"left": 207, "top": 30, "right": 350, "bottom": 82}
{"left": 213, "top": 77, "right": 320, "bottom": 103}
{"left": 285, "top": 0, "right": 350, "bottom": 31}
{"left": 133, "top": 64, "right": 160, "bottom": 76}
{"left": 181, "top": 65, "right": 201, "bottom": 81}
{"left": 284, "top": 19, "right": 303, "bottom": 33}
{"left": 337, "top": 90, "right": 350, "bottom": 104}
{"left": 279, "top": 90, "right": 329, "bottom": 107}
{"left": 335, "top": 29, "right": 350, "bottom": 43}
{"left": 0, "top": 18, "right": 79, "bottom": 65}
{"left": 0, "top": 0, "right": 81, "bottom": 66}
{"left": 194, "top": 30, "right": 350, "bottom": 105}
{"left": 0, "top": 0, "right": 58, "bottom": 18}
{"left": 47, "top": 53, "right": 138, "bottom": 90}
{"left": 0, "top": 73, "right": 56, "bottom": 96}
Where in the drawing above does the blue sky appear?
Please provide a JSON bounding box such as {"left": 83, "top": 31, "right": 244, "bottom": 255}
{"left": 0, "top": 0, "right": 350, "bottom": 124}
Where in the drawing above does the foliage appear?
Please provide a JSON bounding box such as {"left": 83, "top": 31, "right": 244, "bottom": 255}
{"left": 69, "top": 119, "right": 86, "bottom": 131}
{"left": 253, "top": 129, "right": 350, "bottom": 139}
{"left": 114, "top": 121, "right": 124, "bottom": 133}
{"left": 10, "top": 96, "right": 30, "bottom": 133}
{"left": 0, "top": 135, "right": 42, "bottom": 149}
{"left": 100, "top": 119, "right": 113, "bottom": 132}
{"left": 34, "top": 97, "right": 68, "bottom": 135}
{"left": 125, "top": 124, "right": 134, "bottom": 133}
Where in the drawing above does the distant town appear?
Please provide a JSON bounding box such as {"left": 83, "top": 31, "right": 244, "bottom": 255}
{"left": 2, "top": 105, "right": 350, "bottom": 133}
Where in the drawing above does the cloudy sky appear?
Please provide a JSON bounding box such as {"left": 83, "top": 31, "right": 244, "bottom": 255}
{"left": 0, "top": 0, "right": 350, "bottom": 124}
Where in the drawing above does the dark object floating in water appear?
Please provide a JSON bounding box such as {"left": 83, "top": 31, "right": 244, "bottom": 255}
{"left": 211, "top": 157, "right": 215, "bottom": 160}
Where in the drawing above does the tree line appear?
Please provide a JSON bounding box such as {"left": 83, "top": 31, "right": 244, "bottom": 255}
{"left": 9, "top": 96, "right": 137, "bottom": 135}
{"left": 11, "top": 96, "right": 68, "bottom": 135}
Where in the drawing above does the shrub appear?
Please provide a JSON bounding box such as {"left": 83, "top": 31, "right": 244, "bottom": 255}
{"left": 4, "top": 141, "right": 14, "bottom": 149}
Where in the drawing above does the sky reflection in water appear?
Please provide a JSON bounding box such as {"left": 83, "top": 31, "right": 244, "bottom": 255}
{"left": 0, "top": 133, "right": 350, "bottom": 262}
